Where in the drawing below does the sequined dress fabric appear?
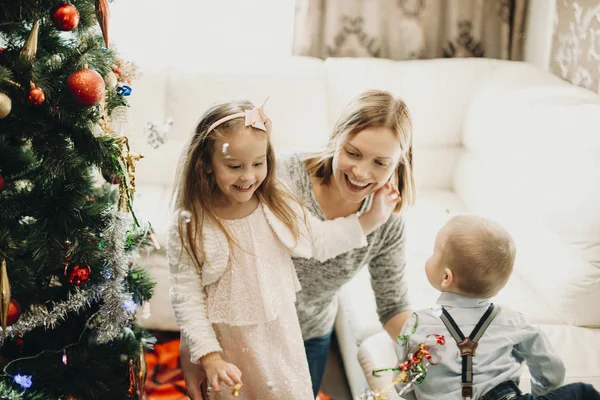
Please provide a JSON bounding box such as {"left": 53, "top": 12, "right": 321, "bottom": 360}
{"left": 207, "top": 206, "right": 313, "bottom": 400}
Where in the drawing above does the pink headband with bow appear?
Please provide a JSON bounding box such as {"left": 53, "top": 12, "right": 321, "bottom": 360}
{"left": 206, "top": 97, "right": 271, "bottom": 135}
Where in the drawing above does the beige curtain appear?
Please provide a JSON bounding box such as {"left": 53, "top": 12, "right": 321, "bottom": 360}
{"left": 550, "top": 0, "right": 600, "bottom": 94}
{"left": 293, "top": 0, "right": 527, "bottom": 61}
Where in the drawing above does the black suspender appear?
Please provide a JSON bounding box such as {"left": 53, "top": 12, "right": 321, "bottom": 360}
{"left": 439, "top": 304, "right": 500, "bottom": 400}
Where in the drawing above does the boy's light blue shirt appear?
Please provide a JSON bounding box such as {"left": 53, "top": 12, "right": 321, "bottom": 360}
{"left": 395, "top": 292, "right": 565, "bottom": 400}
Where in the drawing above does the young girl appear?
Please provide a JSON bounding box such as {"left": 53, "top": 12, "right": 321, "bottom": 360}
{"left": 167, "top": 99, "right": 400, "bottom": 399}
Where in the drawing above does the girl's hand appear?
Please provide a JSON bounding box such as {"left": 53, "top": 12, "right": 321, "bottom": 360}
{"left": 371, "top": 182, "right": 401, "bottom": 220}
{"left": 359, "top": 182, "right": 401, "bottom": 235}
{"left": 201, "top": 353, "right": 242, "bottom": 393}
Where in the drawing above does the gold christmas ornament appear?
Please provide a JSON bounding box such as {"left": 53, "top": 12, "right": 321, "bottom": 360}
{"left": 104, "top": 70, "right": 118, "bottom": 88}
{"left": 0, "top": 92, "right": 12, "bottom": 119}
{"left": 115, "top": 137, "right": 143, "bottom": 212}
{"left": 1, "top": 259, "right": 11, "bottom": 332}
{"left": 21, "top": 20, "right": 40, "bottom": 61}
{"left": 133, "top": 343, "right": 147, "bottom": 398}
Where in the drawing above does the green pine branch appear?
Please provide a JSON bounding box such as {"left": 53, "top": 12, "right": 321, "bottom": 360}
{"left": 126, "top": 265, "right": 156, "bottom": 305}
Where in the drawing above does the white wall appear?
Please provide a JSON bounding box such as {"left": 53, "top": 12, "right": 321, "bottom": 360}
{"left": 523, "top": 0, "right": 556, "bottom": 71}
{"left": 111, "top": 0, "right": 296, "bottom": 72}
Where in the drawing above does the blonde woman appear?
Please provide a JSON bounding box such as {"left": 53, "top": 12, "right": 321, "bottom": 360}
{"left": 180, "top": 90, "right": 415, "bottom": 398}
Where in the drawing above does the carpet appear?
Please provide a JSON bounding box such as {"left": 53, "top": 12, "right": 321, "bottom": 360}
{"left": 144, "top": 332, "right": 188, "bottom": 400}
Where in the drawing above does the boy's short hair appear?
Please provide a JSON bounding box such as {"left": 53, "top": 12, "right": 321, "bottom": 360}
{"left": 442, "top": 215, "right": 516, "bottom": 298}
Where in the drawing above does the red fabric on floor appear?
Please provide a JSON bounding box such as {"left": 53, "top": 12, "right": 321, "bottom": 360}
{"left": 144, "top": 335, "right": 188, "bottom": 400}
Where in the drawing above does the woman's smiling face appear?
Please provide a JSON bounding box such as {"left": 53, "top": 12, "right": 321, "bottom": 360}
{"left": 331, "top": 126, "right": 402, "bottom": 204}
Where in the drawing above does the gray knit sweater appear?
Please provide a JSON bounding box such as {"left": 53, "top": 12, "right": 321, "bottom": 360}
{"left": 277, "top": 153, "right": 411, "bottom": 340}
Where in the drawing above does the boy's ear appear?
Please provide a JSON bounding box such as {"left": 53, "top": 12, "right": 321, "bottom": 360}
{"left": 441, "top": 267, "right": 454, "bottom": 289}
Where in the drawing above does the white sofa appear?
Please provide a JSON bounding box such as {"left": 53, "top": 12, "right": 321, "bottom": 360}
{"left": 127, "top": 56, "right": 600, "bottom": 398}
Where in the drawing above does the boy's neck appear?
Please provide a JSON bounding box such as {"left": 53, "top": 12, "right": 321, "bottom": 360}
{"left": 438, "top": 288, "right": 492, "bottom": 299}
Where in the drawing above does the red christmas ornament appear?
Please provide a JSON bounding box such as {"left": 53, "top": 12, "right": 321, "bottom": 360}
{"left": 65, "top": 264, "right": 91, "bottom": 286}
{"left": 0, "top": 174, "right": 4, "bottom": 192}
{"left": 28, "top": 83, "right": 45, "bottom": 105}
{"left": 66, "top": 68, "right": 105, "bottom": 105}
{"left": 6, "top": 299, "right": 20, "bottom": 326}
{"left": 51, "top": 2, "right": 80, "bottom": 31}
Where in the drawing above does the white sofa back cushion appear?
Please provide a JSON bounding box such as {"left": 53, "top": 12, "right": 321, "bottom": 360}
{"left": 457, "top": 62, "right": 600, "bottom": 326}
{"left": 131, "top": 57, "right": 331, "bottom": 189}
{"left": 322, "top": 58, "right": 503, "bottom": 190}
{"left": 165, "top": 58, "right": 330, "bottom": 149}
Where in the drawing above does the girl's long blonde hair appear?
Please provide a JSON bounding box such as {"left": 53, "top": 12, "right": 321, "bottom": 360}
{"left": 304, "top": 90, "right": 415, "bottom": 213}
{"left": 173, "top": 100, "right": 299, "bottom": 272}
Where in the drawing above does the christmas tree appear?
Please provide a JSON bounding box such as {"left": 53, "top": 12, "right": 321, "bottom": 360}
{"left": 0, "top": 1, "right": 156, "bottom": 398}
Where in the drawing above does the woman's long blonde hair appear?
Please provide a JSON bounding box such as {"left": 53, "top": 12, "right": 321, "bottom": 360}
{"left": 173, "top": 100, "right": 299, "bottom": 272}
{"left": 304, "top": 90, "right": 415, "bottom": 213}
